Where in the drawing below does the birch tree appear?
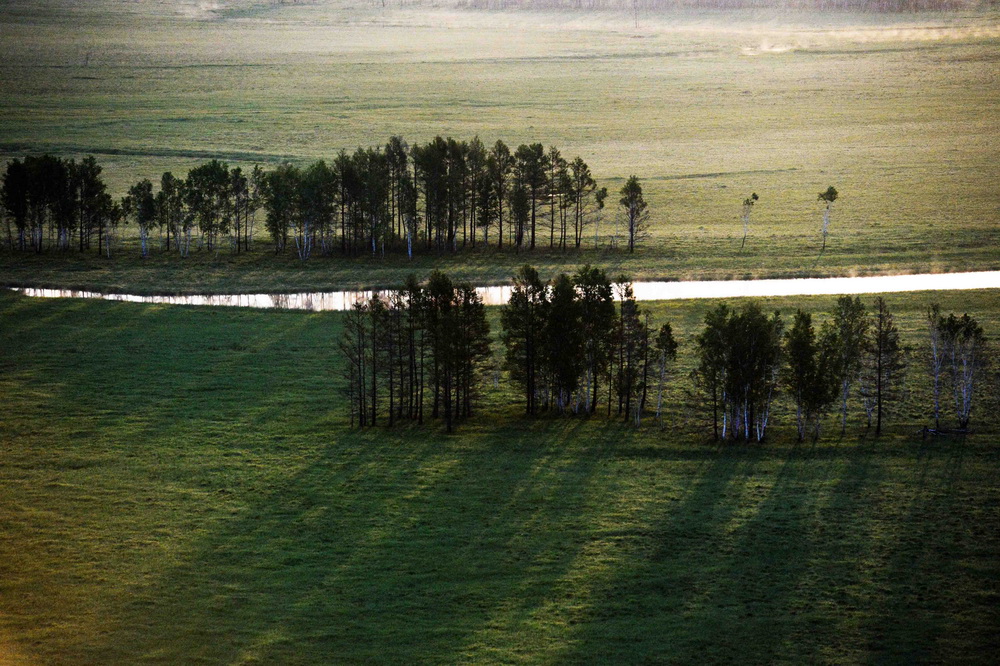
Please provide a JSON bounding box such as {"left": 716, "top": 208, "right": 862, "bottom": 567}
{"left": 740, "top": 192, "right": 758, "bottom": 250}
{"left": 654, "top": 322, "right": 678, "bottom": 426}
{"left": 832, "top": 295, "right": 869, "bottom": 435}
{"left": 818, "top": 186, "right": 838, "bottom": 252}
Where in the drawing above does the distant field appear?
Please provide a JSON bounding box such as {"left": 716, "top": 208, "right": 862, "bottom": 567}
{"left": 1, "top": 1, "right": 999, "bottom": 290}
{"left": 2, "top": 287, "right": 999, "bottom": 663}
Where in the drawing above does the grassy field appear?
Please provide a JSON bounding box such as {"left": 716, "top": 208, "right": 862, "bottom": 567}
{"left": 2, "top": 288, "right": 999, "bottom": 663}
{"left": 1, "top": 1, "right": 999, "bottom": 292}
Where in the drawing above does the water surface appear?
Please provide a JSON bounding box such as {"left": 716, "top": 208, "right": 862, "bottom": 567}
{"left": 12, "top": 271, "right": 1000, "bottom": 311}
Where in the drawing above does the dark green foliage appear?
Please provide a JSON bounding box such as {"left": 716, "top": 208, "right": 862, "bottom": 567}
{"left": 695, "top": 302, "right": 783, "bottom": 441}
{"left": 862, "top": 296, "right": 907, "bottom": 436}
{"left": 783, "top": 310, "right": 840, "bottom": 442}
{"left": 541, "top": 273, "right": 585, "bottom": 411}
{"left": 339, "top": 271, "right": 491, "bottom": 432}
{"left": 574, "top": 264, "right": 617, "bottom": 414}
{"left": 501, "top": 265, "right": 548, "bottom": 415}
{"left": 619, "top": 175, "right": 649, "bottom": 253}
{"left": 831, "top": 295, "right": 869, "bottom": 435}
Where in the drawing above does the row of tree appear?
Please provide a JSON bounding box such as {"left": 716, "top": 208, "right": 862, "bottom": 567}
{"left": 693, "top": 296, "right": 909, "bottom": 442}
{"left": 1, "top": 142, "right": 657, "bottom": 259}
{"left": 341, "top": 269, "right": 989, "bottom": 439}
{"left": 500, "top": 265, "right": 677, "bottom": 424}
{"left": 339, "top": 272, "right": 492, "bottom": 433}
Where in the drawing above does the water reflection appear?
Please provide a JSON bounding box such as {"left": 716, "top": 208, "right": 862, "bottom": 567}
{"left": 12, "top": 271, "right": 1000, "bottom": 311}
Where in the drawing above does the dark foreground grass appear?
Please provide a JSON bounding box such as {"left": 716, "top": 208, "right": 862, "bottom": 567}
{"left": 2, "top": 290, "right": 1000, "bottom": 663}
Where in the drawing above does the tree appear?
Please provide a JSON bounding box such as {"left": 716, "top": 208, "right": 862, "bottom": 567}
{"left": 159, "top": 172, "right": 191, "bottom": 256}
{"left": 935, "top": 311, "right": 987, "bottom": 429}
{"left": 73, "top": 156, "right": 107, "bottom": 253}
{"left": 573, "top": 264, "right": 616, "bottom": 414}
{"left": 262, "top": 163, "right": 300, "bottom": 254}
{"left": 619, "top": 175, "right": 649, "bottom": 253}
{"left": 569, "top": 157, "right": 597, "bottom": 249}
{"left": 927, "top": 304, "right": 946, "bottom": 429}
{"left": 186, "top": 160, "right": 231, "bottom": 252}
{"left": 513, "top": 143, "right": 546, "bottom": 250}
{"left": 340, "top": 301, "right": 370, "bottom": 427}
{"left": 298, "top": 160, "right": 336, "bottom": 260}
{"left": 593, "top": 186, "right": 608, "bottom": 250}
{"left": 818, "top": 186, "right": 838, "bottom": 252}
{"left": 501, "top": 265, "right": 548, "bottom": 415}
{"left": 488, "top": 139, "right": 512, "bottom": 249}
{"left": 126, "top": 178, "right": 156, "bottom": 258}
{"left": 783, "top": 310, "right": 839, "bottom": 442}
{"left": 831, "top": 295, "right": 869, "bottom": 435}
{"left": 696, "top": 302, "right": 782, "bottom": 442}
{"left": 1, "top": 158, "right": 29, "bottom": 251}
{"left": 862, "top": 296, "right": 906, "bottom": 436}
{"left": 694, "top": 304, "right": 731, "bottom": 441}
{"left": 653, "top": 322, "right": 678, "bottom": 426}
{"left": 740, "top": 192, "right": 758, "bottom": 250}
{"left": 542, "top": 273, "right": 585, "bottom": 412}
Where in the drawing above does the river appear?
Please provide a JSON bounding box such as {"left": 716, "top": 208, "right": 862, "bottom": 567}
{"left": 11, "top": 271, "right": 1000, "bottom": 311}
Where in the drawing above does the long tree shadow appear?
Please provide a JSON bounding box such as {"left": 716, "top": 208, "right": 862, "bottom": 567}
{"left": 84, "top": 418, "right": 636, "bottom": 663}
{"left": 561, "top": 442, "right": 886, "bottom": 663}
{"left": 860, "top": 439, "right": 1000, "bottom": 662}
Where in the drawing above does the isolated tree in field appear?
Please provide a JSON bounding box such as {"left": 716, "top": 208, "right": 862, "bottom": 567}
{"left": 501, "top": 265, "right": 549, "bottom": 415}
{"left": 619, "top": 175, "right": 649, "bottom": 253}
{"left": 818, "top": 185, "right": 838, "bottom": 252}
{"left": 740, "top": 192, "right": 758, "bottom": 250}
{"left": 783, "top": 310, "right": 839, "bottom": 442}
{"left": 831, "top": 295, "right": 869, "bottom": 435}
{"left": 653, "top": 322, "right": 678, "bottom": 426}
{"left": 861, "top": 296, "right": 906, "bottom": 436}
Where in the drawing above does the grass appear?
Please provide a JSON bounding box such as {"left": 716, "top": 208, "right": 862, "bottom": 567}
{"left": 2, "top": 288, "right": 999, "bottom": 663}
{"left": 1, "top": 1, "right": 999, "bottom": 292}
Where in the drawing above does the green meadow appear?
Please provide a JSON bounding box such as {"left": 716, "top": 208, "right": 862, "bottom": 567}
{"left": 2, "top": 288, "right": 999, "bottom": 663}
{"left": 1, "top": 1, "right": 999, "bottom": 291}
{"left": 3, "top": 1, "right": 1000, "bottom": 662}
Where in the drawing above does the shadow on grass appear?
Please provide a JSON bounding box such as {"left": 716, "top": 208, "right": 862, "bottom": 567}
{"left": 85, "top": 420, "right": 625, "bottom": 663}
{"left": 559, "top": 443, "right": 881, "bottom": 663}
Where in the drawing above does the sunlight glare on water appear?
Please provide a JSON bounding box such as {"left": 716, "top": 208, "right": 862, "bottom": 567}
{"left": 13, "top": 271, "right": 1000, "bottom": 311}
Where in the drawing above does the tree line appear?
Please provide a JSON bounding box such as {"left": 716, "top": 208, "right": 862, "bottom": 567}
{"left": 0, "top": 141, "right": 663, "bottom": 259}
{"left": 342, "top": 268, "right": 990, "bottom": 439}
